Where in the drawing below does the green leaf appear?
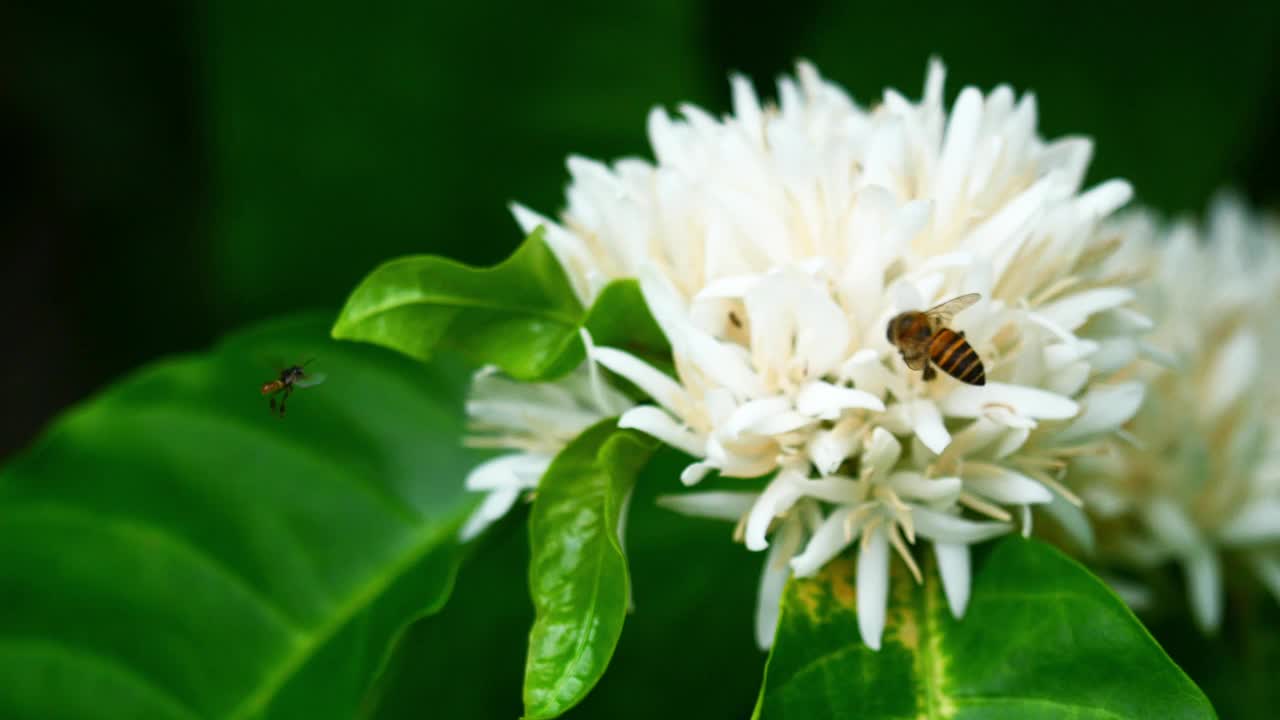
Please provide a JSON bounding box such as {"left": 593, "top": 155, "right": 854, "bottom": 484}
{"left": 583, "top": 279, "right": 670, "bottom": 368}
{"left": 365, "top": 447, "right": 765, "bottom": 720}
{"left": 524, "top": 421, "right": 657, "bottom": 719}
{"left": 331, "top": 228, "right": 586, "bottom": 381}
{"left": 755, "top": 537, "right": 1215, "bottom": 720}
{"left": 0, "top": 314, "right": 484, "bottom": 720}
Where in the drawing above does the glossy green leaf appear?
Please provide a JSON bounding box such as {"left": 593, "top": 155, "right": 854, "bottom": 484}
{"left": 583, "top": 279, "right": 670, "bottom": 367}
{"left": 0, "top": 315, "right": 484, "bottom": 720}
{"left": 366, "top": 447, "right": 765, "bottom": 720}
{"left": 524, "top": 421, "right": 657, "bottom": 719}
{"left": 331, "top": 228, "right": 585, "bottom": 381}
{"left": 755, "top": 537, "right": 1215, "bottom": 720}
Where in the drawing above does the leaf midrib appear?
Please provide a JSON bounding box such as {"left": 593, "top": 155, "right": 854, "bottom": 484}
{"left": 228, "top": 519, "right": 457, "bottom": 719}
{"left": 913, "top": 570, "right": 949, "bottom": 720}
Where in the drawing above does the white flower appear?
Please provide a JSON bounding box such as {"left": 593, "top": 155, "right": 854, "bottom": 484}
{"left": 458, "top": 345, "right": 632, "bottom": 540}
{"left": 1075, "top": 196, "right": 1280, "bottom": 632}
{"left": 515, "top": 60, "right": 1146, "bottom": 649}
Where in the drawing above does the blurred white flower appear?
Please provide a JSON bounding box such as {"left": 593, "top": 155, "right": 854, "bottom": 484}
{"left": 458, "top": 345, "right": 632, "bottom": 540}
{"left": 515, "top": 60, "right": 1146, "bottom": 649}
{"left": 1075, "top": 196, "right": 1280, "bottom": 632}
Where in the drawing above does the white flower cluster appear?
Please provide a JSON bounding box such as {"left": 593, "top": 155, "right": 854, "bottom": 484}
{"left": 466, "top": 60, "right": 1150, "bottom": 649}
{"left": 1074, "top": 197, "right": 1280, "bottom": 632}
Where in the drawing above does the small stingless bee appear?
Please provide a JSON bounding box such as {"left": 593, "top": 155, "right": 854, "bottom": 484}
{"left": 260, "top": 360, "right": 325, "bottom": 418}
{"left": 886, "top": 293, "right": 986, "bottom": 386}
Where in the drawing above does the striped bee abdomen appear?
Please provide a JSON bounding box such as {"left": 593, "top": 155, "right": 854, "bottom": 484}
{"left": 927, "top": 328, "right": 986, "bottom": 385}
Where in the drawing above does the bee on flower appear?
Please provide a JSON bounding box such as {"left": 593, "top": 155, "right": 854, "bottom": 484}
{"left": 469, "top": 59, "right": 1150, "bottom": 650}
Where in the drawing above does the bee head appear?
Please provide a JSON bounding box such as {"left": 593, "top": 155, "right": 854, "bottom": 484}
{"left": 885, "top": 316, "right": 898, "bottom": 344}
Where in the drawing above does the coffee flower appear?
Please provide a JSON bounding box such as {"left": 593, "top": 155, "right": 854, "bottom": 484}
{"left": 1074, "top": 197, "right": 1280, "bottom": 632}
{"left": 513, "top": 60, "right": 1145, "bottom": 649}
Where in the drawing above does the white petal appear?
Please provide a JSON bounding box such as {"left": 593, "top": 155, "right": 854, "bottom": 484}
{"left": 639, "top": 266, "right": 691, "bottom": 350}
{"left": 696, "top": 273, "right": 760, "bottom": 300}
{"left": 593, "top": 347, "right": 686, "bottom": 416}
{"left": 687, "top": 331, "right": 767, "bottom": 399}
{"left": 790, "top": 508, "right": 855, "bottom": 576}
{"left": 934, "top": 87, "right": 983, "bottom": 225}
{"left": 888, "top": 472, "right": 962, "bottom": 503}
{"left": 795, "top": 381, "right": 885, "bottom": 418}
{"left": 1141, "top": 497, "right": 1201, "bottom": 553}
{"left": 1041, "top": 288, "right": 1135, "bottom": 331}
{"left": 1090, "top": 338, "right": 1139, "bottom": 375}
{"left": 656, "top": 491, "right": 758, "bottom": 522}
{"left": 912, "top": 506, "right": 1012, "bottom": 544}
{"left": 1106, "top": 575, "right": 1154, "bottom": 610}
{"left": 618, "top": 406, "right": 705, "bottom": 457}
{"left": 679, "top": 461, "right": 716, "bottom": 487}
{"left": 464, "top": 453, "right": 549, "bottom": 491}
{"left": 934, "top": 542, "right": 971, "bottom": 618}
{"left": 1202, "top": 330, "right": 1259, "bottom": 422}
{"left": 857, "top": 526, "right": 891, "bottom": 651}
{"left": 963, "top": 463, "right": 1053, "bottom": 505}
{"left": 724, "top": 396, "right": 793, "bottom": 437}
{"left": 745, "top": 475, "right": 803, "bottom": 551}
{"left": 1183, "top": 547, "right": 1223, "bottom": 633}
{"left": 891, "top": 279, "right": 924, "bottom": 313}
{"left": 807, "top": 418, "right": 861, "bottom": 476}
{"left": 940, "top": 382, "right": 1079, "bottom": 421}
{"left": 965, "top": 175, "right": 1051, "bottom": 279}
{"left": 1055, "top": 382, "right": 1144, "bottom": 444}
{"left": 1077, "top": 178, "right": 1133, "bottom": 218}
{"left": 992, "top": 426, "right": 1031, "bottom": 458}
{"left": 1219, "top": 499, "right": 1280, "bottom": 546}
{"left": 908, "top": 400, "right": 950, "bottom": 454}
{"left": 756, "top": 518, "right": 802, "bottom": 649}
{"left": 748, "top": 411, "right": 817, "bottom": 437}
{"left": 731, "top": 74, "right": 764, "bottom": 146}
{"left": 458, "top": 488, "right": 522, "bottom": 541}
{"left": 864, "top": 427, "right": 903, "bottom": 478}
{"left": 793, "top": 476, "right": 861, "bottom": 504}
{"left": 841, "top": 349, "right": 902, "bottom": 399}
{"left": 1040, "top": 491, "right": 1096, "bottom": 554}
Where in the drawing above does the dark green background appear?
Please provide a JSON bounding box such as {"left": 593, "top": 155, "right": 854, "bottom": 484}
{"left": 2, "top": 3, "right": 1279, "bottom": 717}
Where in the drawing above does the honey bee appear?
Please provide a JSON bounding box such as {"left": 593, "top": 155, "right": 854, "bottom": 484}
{"left": 260, "top": 360, "right": 325, "bottom": 418}
{"left": 886, "top": 293, "right": 986, "bottom": 385}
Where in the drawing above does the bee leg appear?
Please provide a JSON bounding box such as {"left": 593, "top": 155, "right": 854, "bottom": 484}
{"left": 279, "top": 387, "right": 292, "bottom": 418}
{"left": 269, "top": 396, "right": 276, "bottom": 412}
{"left": 923, "top": 364, "right": 937, "bottom": 381}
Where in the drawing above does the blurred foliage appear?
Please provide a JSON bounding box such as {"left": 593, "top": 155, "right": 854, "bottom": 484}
{"left": 0, "top": 316, "right": 485, "bottom": 719}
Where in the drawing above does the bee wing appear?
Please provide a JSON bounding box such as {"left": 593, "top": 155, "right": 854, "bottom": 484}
{"left": 295, "top": 372, "right": 327, "bottom": 389}
{"left": 923, "top": 293, "right": 981, "bottom": 325}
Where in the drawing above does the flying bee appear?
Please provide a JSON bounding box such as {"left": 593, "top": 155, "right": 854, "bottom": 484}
{"left": 886, "top": 293, "right": 986, "bottom": 386}
{"left": 260, "top": 360, "right": 325, "bottom": 418}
